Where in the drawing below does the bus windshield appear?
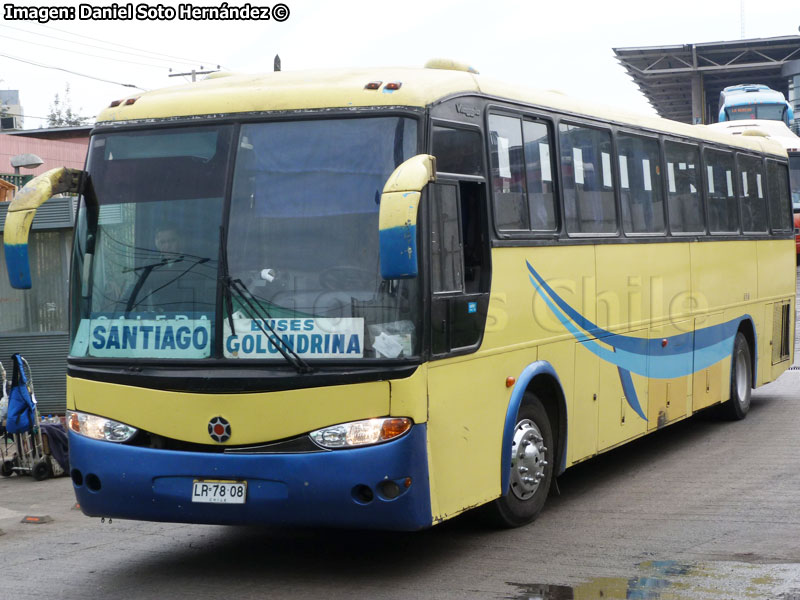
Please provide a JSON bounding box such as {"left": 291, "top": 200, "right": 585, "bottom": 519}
{"left": 791, "top": 154, "right": 800, "bottom": 211}
{"left": 70, "top": 116, "right": 421, "bottom": 362}
{"left": 726, "top": 104, "right": 787, "bottom": 122}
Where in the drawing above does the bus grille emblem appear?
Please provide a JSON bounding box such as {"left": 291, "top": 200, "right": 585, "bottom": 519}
{"left": 208, "top": 416, "right": 231, "bottom": 443}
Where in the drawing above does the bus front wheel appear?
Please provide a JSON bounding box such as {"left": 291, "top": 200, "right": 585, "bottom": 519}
{"left": 489, "top": 394, "right": 554, "bottom": 528}
{"left": 720, "top": 332, "right": 752, "bottom": 421}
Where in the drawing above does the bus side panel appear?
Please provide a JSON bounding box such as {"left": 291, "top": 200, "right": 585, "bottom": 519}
{"left": 691, "top": 240, "right": 757, "bottom": 319}
{"left": 756, "top": 238, "right": 796, "bottom": 383}
{"left": 482, "top": 246, "right": 597, "bottom": 351}
{"left": 426, "top": 244, "right": 593, "bottom": 521}
{"left": 427, "top": 351, "right": 533, "bottom": 522}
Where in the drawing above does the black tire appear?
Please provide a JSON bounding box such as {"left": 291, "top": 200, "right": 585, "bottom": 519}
{"left": 1, "top": 460, "right": 13, "bottom": 477}
{"left": 720, "top": 332, "right": 752, "bottom": 421}
{"left": 32, "top": 459, "right": 51, "bottom": 481}
{"left": 487, "top": 394, "right": 554, "bottom": 528}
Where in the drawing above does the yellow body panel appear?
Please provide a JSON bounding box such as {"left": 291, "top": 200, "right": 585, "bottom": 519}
{"left": 67, "top": 376, "right": 390, "bottom": 445}
{"left": 570, "top": 342, "right": 599, "bottom": 463}
{"left": 427, "top": 350, "right": 531, "bottom": 521}
{"left": 648, "top": 321, "right": 691, "bottom": 427}
{"left": 596, "top": 329, "right": 648, "bottom": 450}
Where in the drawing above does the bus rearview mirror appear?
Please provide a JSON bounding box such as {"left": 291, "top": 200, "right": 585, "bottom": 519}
{"left": 378, "top": 154, "right": 436, "bottom": 279}
{"left": 4, "top": 167, "right": 83, "bottom": 289}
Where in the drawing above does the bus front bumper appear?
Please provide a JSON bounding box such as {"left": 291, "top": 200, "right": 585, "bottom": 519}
{"left": 69, "top": 425, "right": 432, "bottom": 531}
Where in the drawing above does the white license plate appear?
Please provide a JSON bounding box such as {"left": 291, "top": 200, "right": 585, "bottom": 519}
{"left": 191, "top": 480, "right": 247, "bottom": 504}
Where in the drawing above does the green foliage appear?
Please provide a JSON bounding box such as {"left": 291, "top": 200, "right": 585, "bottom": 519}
{"left": 47, "top": 84, "right": 89, "bottom": 127}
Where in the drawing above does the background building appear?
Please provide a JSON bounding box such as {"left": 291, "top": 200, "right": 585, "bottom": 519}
{"left": 0, "top": 90, "right": 24, "bottom": 130}
{"left": 0, "top": 128, "right": 89, "bottom": 414}
{"left": 614, "top": 35, "right": 800, "bottom": 132}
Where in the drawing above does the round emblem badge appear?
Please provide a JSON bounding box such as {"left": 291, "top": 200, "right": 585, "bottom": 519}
{"left": 208, "top": 416, "right": 231, "bottom": 443}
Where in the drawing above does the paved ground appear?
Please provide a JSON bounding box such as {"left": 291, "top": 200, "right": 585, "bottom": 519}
{"left": 0, "top": 268, "right": 798, "bottom": 600}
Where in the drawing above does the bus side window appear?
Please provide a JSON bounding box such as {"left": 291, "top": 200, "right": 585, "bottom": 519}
{"left": 432, "top": 126, "right": 483, "bottom": 176}
{"left": 489, "top": 114, "right": 528, "bottom": 231}
{"left": 665, "top": 141, "right": 704, "bottom": 234}
{"left": 766, "top": 160, "right": 792, "bottom": 231}
{"left": 559, "top": 123, "right": 617, "bottom": 234}
{"left": 522, "top": 120, "right": 558, "bottom": 231}
{"left": 738, "top": 154, "right": 767, "bottom": 233}
{"left": 705, "top": 149, "right": 739, "bottom": 234}
{"left": 618, "top": 133, "right": 665, "bottom": 234}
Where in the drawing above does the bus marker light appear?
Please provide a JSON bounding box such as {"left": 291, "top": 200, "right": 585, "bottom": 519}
{"left": 365, "top": 81, "right": 382, "bottom": 90}
{"left": 109, "top": 100, "right": 122, "bottom": 107}
{"left": 662, "top": 339, "right": 668, "bottom": 347}
{"left": 124, "top": 98, "right": 137, "bottom": 105}
{"left": 506, "top": 377, "right": 516, "bottom": 388}
{"left": 404, "top": 477, "right": 412, "bottom": 488}
{"left": 384, "top": 82, "right": 402, "bottom": 90}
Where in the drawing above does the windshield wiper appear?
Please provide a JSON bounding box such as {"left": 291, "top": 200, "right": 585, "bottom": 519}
{"left": 217, "top": 226, "right": 313, "bottom": 374}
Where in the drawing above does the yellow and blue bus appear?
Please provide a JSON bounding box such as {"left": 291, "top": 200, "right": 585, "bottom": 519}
{"left": 4, "top": 60, "right": 796, "bottom": 529}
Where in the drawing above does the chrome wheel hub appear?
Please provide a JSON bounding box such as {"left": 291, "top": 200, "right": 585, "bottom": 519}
{"left": 509, "top": 419, "right": 548, "bottom": 500}
{"left": 735, "top": 351, "right": 749, "bottom": 408}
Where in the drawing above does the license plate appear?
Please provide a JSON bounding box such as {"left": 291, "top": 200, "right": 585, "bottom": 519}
{"left": 191, "top": 480, "right": 247, "bottom": 504}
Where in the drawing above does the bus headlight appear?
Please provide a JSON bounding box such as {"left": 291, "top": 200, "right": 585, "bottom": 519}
{"left": 309, "top": 417, "right": 412, "bottom": 449}
{"left": 67, "top": 410, "right": 138, "bottom": 443}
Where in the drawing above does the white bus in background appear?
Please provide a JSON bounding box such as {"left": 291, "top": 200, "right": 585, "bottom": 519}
{"left": 707, "top": 119, "right": 800, "bottom": 261}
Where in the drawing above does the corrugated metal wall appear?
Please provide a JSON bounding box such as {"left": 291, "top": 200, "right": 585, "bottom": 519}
{"left": 0, "top": 196, "right": 75, "bottom": 415}
{"left": 0, "top": 334, "right": 69, "bottom": 416}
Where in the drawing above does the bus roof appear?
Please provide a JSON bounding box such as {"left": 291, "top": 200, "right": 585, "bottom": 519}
{"left": 706, "top": 120, "right": 800, "bottom": 153}
{"left": 96, "top": 66, "right": 787, "bottom": 158}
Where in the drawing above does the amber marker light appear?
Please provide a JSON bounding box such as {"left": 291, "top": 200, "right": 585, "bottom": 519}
{"left": 506, "top": 376, "right": 516, "bottom": 388}
{"left": 365, "top": 81, "right": 382, "bottom": 90}
{"left": 380, "top": 418, "right": 412, "bottom": 440}
{"left": 384, "top": 82, "right": 402, "bottom": 90}
{"left": 68, "top": 411, "right": 80, "bottom": 434}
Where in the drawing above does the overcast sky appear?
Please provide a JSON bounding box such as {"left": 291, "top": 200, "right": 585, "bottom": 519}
{"left": 1, "top": 0, "right": 798, "bottom": 129}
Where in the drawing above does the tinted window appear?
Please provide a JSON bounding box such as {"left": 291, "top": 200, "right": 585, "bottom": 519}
{"left": 430, "top": 184, "right": 463, "bottom": 293}
{"left": 523, "top": 120, "right": 557, "bottom": 231}
{"left": 559, "top": 123, "right": 616, "bottom": 234}
{"left": 706, "top": 149, "right": 739, "bottom": 233}
{"left": 618, "top": 134, "right": 664, "bottom": 234}
{"left": 767, "top": 161, "right": 792, "bottom": 231}
{"left": 489, "top": 115, "right": 527, "bottom": 230}
{"left": 738, "top": 155, "right": 767, "bottom": 233}
{"left": 665, "top": 142, "right": 704, "bottom": 234}
{"left": 433, "top": 126, "right": 483, "bottom": 175}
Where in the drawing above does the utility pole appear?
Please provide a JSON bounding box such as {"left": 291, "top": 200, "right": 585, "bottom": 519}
{"left": 168, "top": 66, "right": 221, "bottom": 82}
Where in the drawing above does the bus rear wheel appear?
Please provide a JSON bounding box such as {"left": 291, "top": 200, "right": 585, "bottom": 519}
{"left": 488, "top": 394, "right": 554, "bottom": 528}
{"left": 720, "top": 332, "right": 752, "bottom": 421}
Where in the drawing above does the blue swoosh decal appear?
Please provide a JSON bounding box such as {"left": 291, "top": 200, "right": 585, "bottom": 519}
{"left": 527, "top": 261, "right": 739, "bottom": 422}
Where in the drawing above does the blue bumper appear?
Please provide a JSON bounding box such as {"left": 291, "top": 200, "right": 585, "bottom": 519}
{"left": 69, "top": 425, "right": 432, "bottom": 531}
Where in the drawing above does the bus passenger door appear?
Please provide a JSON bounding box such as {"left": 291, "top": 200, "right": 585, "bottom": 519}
{"left": 429, "top": 180, "right": 491, "bottom": 354}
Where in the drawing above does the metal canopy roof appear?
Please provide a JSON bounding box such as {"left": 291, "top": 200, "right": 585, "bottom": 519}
{"left": 614, "top": 36, "right": 800, "bottom": 123}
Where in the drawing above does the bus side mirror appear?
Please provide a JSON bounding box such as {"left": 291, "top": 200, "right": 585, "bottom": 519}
{"left": 4, "top": 167, "right": 83, "bottom": 289}
{"left": 378, "top": 154, "right": 436, "bottom": 279}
